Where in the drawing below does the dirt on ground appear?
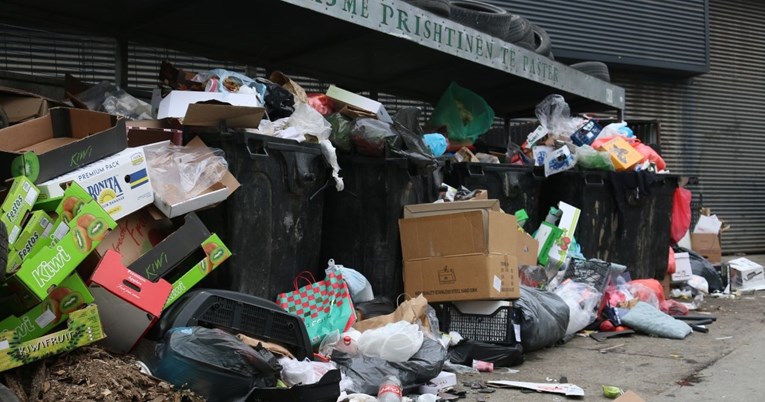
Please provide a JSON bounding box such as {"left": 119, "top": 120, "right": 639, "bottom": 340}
{"left": 2, "top": 346, "right": 205, "bottom": 402}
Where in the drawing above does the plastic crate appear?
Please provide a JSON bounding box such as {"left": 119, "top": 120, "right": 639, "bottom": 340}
{"left": 149, "top": 289, "right": 313, "bottom": 360}
{"left": 436, "top": 301, "right": 519, "bottom": 345}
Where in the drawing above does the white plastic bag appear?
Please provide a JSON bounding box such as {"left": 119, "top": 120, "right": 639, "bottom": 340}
{"left": 326, "top": 259, "right": 373, "bottom": 303}
{"left": 554, "top": 280, "right": 601, "bottom": 336}
{"left": 357, "top": 321, "right": 423, "bottom": 362}
{"left": 278, "top": 358, "right": 337, "bottom": 386}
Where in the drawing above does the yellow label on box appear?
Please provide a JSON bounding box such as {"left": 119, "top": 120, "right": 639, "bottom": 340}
{"left": 600, "top": 137, "right": 644, "bottom": 171}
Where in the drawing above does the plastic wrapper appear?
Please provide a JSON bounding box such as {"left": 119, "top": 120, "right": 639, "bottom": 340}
{"left": 534, "top": 94, "right": 583, "bottom": 141}
{"left": 447, "top": 340, "right": 524, "bottom": 368}
{"left": 193, "top": 68, "right": 266, "bottom": 101}
{"left": 279, "top": 357, "right": 337, "bottom": 386}
{"left": 554, "top": 280, "right": 601, "bottom": 336}
{"left": 626, "top": 282, "right": 660, "bottom": 308}
{"left": 333, "top": 337, "right": 447, "bottom": 395}
{"left": 422, "top": 305, "right": 440, "bottom": 339}
{"left": 429, "top": 82, "right": 495, "bottom": 142}
{"left": 601, "top": 121, "right": 635, "bottom": 139}
{"left": 326, "top": 259, "right": 374, "bottom": 304}
{"left": 575, "top": 145, "right": 614, "bottom": 171}
{"left": 350, "top": 118, "right": 399, "bottom": 156}
{"left": 327, "top": 113, "right": 354, "bottom": 153}
{"left": 519, "top": 265, "right": 549, "bottom": 288}
{"left": 153, "top": 327, "right": 281, "bottom": 402}
{"left": 515, "top": 286, "right": 570, "bottom": 352}
{"left": 688, "top": 274, "right": 710, "bottom": 294}
{"left": 357, "top": 321, "right": 423, "bottom": 362}
{"left": 561, "top": 258, "right": 626, "bottom": 295}
{"left": 628, "top": 279, "right": 665, "bottom": 304}
{"left": 307, "top": 93, "right": 335, "bottom": 115}
{"left": 660, "top": 299, "right": 689, "bottom": 316}
{"left": 145, "top": 142, "right": 228, "bottom": 206}
{"left": 423, "top": 133, "right": 448, "bottom": 157}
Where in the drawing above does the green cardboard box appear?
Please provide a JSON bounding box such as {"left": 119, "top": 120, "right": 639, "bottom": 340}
{"left": 163, "top": 234, "right": 230, "bottom": 308}
{"left": 0, "top": 176, "right": 40, "bottom": 244}
{"left": 0, "top": 273, "right": 93, "bottom": 342}
{"left": 6, "top": 182, "right": 116, "bottom": 307}
{"left": 6, "top": 210, "right": 54, "bottom": 274}
{"left": 534, "top": 221, "right": 563, "bottom": 266}
{"left": 0, "top": 304, "right": 105, "bottom": 372}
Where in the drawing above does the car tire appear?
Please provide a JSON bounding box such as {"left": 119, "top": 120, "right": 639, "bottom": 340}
{"left": 531, "top": 23, "right": 552, "bottom": 57}
{"left": 404, "top": 0, "right": 450, "bottom": 18}
{"left": 570, "top": 61, "right": 611, "bottom": 82}
{"left": 449, "top": 0, "right": 512, "bottom": 39}
{"left": 506, "top": 15, "right": 534, "bottom": 49}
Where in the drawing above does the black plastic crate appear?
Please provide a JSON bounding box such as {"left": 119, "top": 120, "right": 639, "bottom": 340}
{"left": 436, "top": 301, "right": 519, "bottom": 345}
{"left": 149, "top": 289, "right": 313, "bottom": 360}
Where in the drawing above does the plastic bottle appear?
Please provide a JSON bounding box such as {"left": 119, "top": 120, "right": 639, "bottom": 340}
{"left": 544, "top": 206, "right": 562, "bottom": 224}
{"left": 377, "top": 375, "right": 403, "bottom": 402}
{"left": 335, "top": 335, "right": 358, "bottom": 356}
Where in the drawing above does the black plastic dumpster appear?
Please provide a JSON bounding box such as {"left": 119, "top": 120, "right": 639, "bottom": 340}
{"left": 196, "top": 131, "right": 329, "bottom": 300}
{"left": 443, "top": 162, "right": 544, "bottom": 230}
{"left": 321, "top": 157, "right": 439, "bottom": 299}
{"left": 538, "top": 170, "right": 678, "bottom": 279}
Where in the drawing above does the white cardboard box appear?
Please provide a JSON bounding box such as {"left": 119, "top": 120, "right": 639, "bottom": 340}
{"left": 671, "top": 252, "right": 693, "bottom": 282}
{"left": 326, "top": 85, "right": 393, "bottom": 123}
{"left": 728, "top": 257, "right": 765, "bottom": 291}
{"left": 157, "top": 90, "right": 263, "bottom": 120}
{"left": 418, "top": 371, "right": 457, "bottom": 395}
{"left": 38, "top": 147, "right": 154, "bottom": 221}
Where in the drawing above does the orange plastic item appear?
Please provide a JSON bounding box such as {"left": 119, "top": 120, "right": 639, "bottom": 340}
{"left": 667, "top": 247, "right": 676, "bottom": 275}
{"left": 629, "top": 279, "right": 665, "bottom": 304}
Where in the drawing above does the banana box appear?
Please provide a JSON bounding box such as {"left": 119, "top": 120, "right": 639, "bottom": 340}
{"left": 37, "top": 147, "right": 154, "bottom": 221}
{"left": 0, "top": 273, "right": 93, "bottom": 342}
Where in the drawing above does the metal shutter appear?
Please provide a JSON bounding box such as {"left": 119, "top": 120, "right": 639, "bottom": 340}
{"left": 612, "top": 0, "right": 765, "bottom": 254}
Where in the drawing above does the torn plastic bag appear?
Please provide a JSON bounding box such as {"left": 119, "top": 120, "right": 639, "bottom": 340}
{"left": 562, "top": 258, "right": 626, "bottom": 295}
{"left": 673, "top": 246, "right": 724, "bottom": 293}
{"left": 327, "top": 113, "right": 353, "bottom": 153}
{"left": 534, "top": 94, "right": 582, "bottom": 141}
{"left": 447, "top": 339, "right": 524, "bottom": 367}
{"left": 575, "top": 145, "right": 614, "bottom": 171}
{"left": 553, "top": 280, "right": 601, "bottom": 336}
{"left": 357, "top": 321, "right": 424, "bottom": 362}
{"left": 350, "top": 118, "right": 400, "bottom": 157}
{"left": 333, "top": 337, "right": 447, "bottom": 395}
{"left": 429, "top": 82, "right": 495, "bottom": 142}
{"left": 515, "top": 286, "right": 569, "bottom": 352}
{"left": 153, "top": 327, "right": 281, "bottom": 402}
{"left": 257, "top": 78, "right": 295, "bottom": 120}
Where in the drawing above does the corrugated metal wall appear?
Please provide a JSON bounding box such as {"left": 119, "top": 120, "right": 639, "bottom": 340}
{"left": 486, "top": 0, "right": 709, "bottom": 73}
{"left": 612, "top": 0, "right": 765, "bottom": 254}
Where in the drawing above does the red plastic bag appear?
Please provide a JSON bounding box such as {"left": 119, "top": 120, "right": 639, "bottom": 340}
{"left": 590, "top": 136, "right": 666, "bottom": 170}
{"left": 667, "top": 247, "right": 676, "bottom": 275}
{"left": 629, "top": 279, "right": 665, "bottom": 304}
{"left": 307, "top": 93, "right": 335, "bottom": 115}
{"left": 671, "top": 187, "right": 692, "bottom": 243}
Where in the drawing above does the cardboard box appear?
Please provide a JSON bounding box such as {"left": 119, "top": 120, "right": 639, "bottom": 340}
{"left": 6, "top": 210, "right": 54, "bottom": 274}
{"left": 691, "top": 233, "right": 722, "bottom": 264}
{"left": 419, "top": 371, "right": 457, "bottom": 395}
{"left": 161, "top": 233, "right": 231, "bottom": 308}
{"left": 37, "top": 147, "right": 155, "bottom": 221}
{"left": 728, "top": 257, "right": 765, "bottom": 291}
{"left": 95, "top": 208, "right": 176, "bottom": 267}
{"left": 0, "top": 304, "right": 105, "bottom": 372}
{"left": 534, "top": 221, "right": 562, "bottom": 266}
{"left": 5, "top": 183, "right": 116, "bottom": 306}
{"left": 403, "top": 199, "right": 501, "bottom": 219}
{"left": 546, "top": 202, "right": 580, "bottom": 269}
{"left": 0, "top": 86, "right": 63, "bottom": 124}
{"left": 146, "top": 137, "right": 240, "bottom": 218}
{"left": 399, "top": 209, "right": 520, "bottom": 301}
{"left": 599, "top": 136, "right": 643, "bottom": 171}
{"left": 126, "top": 123, "right": 183, "bottom": 147}
{"left": 157, "top": 90, "right": 265, "bottom": 128}
{"left": 671, "top": 252, "right": 693, "bottom": 282}
{"left": 0, "top": 273, "right": 93, "bottom": 342}
{"left": 0, "top": 108, "right": 128, "bottom": 184}
{"left": 88, "top": 250, "right": 172, "bottom": 353}
{"left": 404, "top": 253, "right": 519, "bottom": 302}
{"left": 326, "top": 85, "right": 393, "bottom": 123}
{"left": 0, "top": 175, "right": 40, "bottom": 244}
{"left": 517, "top": 232, "right": 539, "bottom": 267}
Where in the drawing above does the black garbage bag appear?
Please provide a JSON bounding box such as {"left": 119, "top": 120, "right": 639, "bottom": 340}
{"left": 327, "top": 113, "right": 353, "bottom": 153}
{"left": 258, "top": 79, "right": 295, "bottom": 120}
{"left": 355, "top": 296, "right": 396, "bottom": 320}
{"left": 333, "top": 337, "right": 447, "bottom": 395}
{"left": 390, "top": 121, "right": 439, "bottom": 173}
{"left": 153, "top": 327, "right": 281, "bottom": 402}
{"left": 562, "top": 258, "right": 626, "bottom": 294}
{"left": 674, "top": 246, "right": 724, "bottom": 292}
{"left": 350, "top": 118, "right": 401, "bottom": 156}
{"left": 515, "top": 286, "right": 570, "bottom": 352}
{"left": 448, "top": 340, "right": 524, "bottom": 367}
{"left": 393, "top": 107, "right": 424, "bottom": 135}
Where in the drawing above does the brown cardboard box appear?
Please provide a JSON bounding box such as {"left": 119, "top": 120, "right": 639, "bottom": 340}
{"left": 404, "top": 253, "right": 519, "bottom": 302}
{"left": 691, "top": 233, "right": 722, "bottom": 264}
{"left": 399, "top": 208, "right": 520, "bottom": 301}
{"left": 517, "top": 232, "right": 539, "bottom": 267}
{"left": 0, "top": 87, "right": 63, "bottom": 124}
{"left": 403, "top": 199, "right": 501, "bottom": 219}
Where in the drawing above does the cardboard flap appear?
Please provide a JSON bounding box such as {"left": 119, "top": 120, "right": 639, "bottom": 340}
{"left": 0, "top": 112, "right": 54, "bottom": 150}
{"left": 400, "top": 210, "right": 488, "bottom": 260}
{"left": 487, "top": 211, "right": 517, "bottom": 255}
{"left": 403, "top": 199, "right": 501, "bottom": 218}
{"left": 691, "top": 233, "right": 720, "bottom": 250}
{"left": 90, "top": 250, "right": 172, "bottom": 317}
{"left": 183, "top": 102, "right": 265, "bottom": 128}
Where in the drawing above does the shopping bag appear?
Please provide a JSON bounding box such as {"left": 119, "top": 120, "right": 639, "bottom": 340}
{"left": 277, "top": 271, "right": 356, "bottom": 346}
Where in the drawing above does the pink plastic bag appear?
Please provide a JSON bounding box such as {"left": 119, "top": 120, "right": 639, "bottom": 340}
{"left": 671, "top": 188, "right": 692, "bottom": 243}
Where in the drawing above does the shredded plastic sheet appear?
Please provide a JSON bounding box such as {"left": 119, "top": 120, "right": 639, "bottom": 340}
{"left": 534, "top": 94, "right": 583, "bottom": 141}
{"left": 144, "top": 142, "right": 228, "bottom": 205}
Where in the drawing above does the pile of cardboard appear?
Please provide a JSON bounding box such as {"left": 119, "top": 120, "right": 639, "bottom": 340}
{"left": 0, "top": 106, "right": 241, "bottom": 372}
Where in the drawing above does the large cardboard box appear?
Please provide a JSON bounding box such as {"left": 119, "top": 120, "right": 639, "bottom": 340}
{"left": 691, "top": 233, "right": 722, "bottom": 264}
{"left": 157, "top": 90, "right": 265, "bottom": 128}
{"left": 0, "top": 273, "right": 93, "bottom": 342}
{"left": 326, "top": 85, "right": 393, "bottom": 123}
{"left": 146, "top": 137, "right": 240, "bottom": 218}
{"left": 88, "top": 250, "right": 172, "bottom": 353}
{"left": 37, "top": 146, "right": 155, "bottom": 221}
{"left": 0, "top": 304, "right": 105, "bottom": 372}
{"left": 399, "top": 208, "right": 520, "bottom": 301}
{"left": 0, "top": 108, "right": 128, "bottom": 184}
